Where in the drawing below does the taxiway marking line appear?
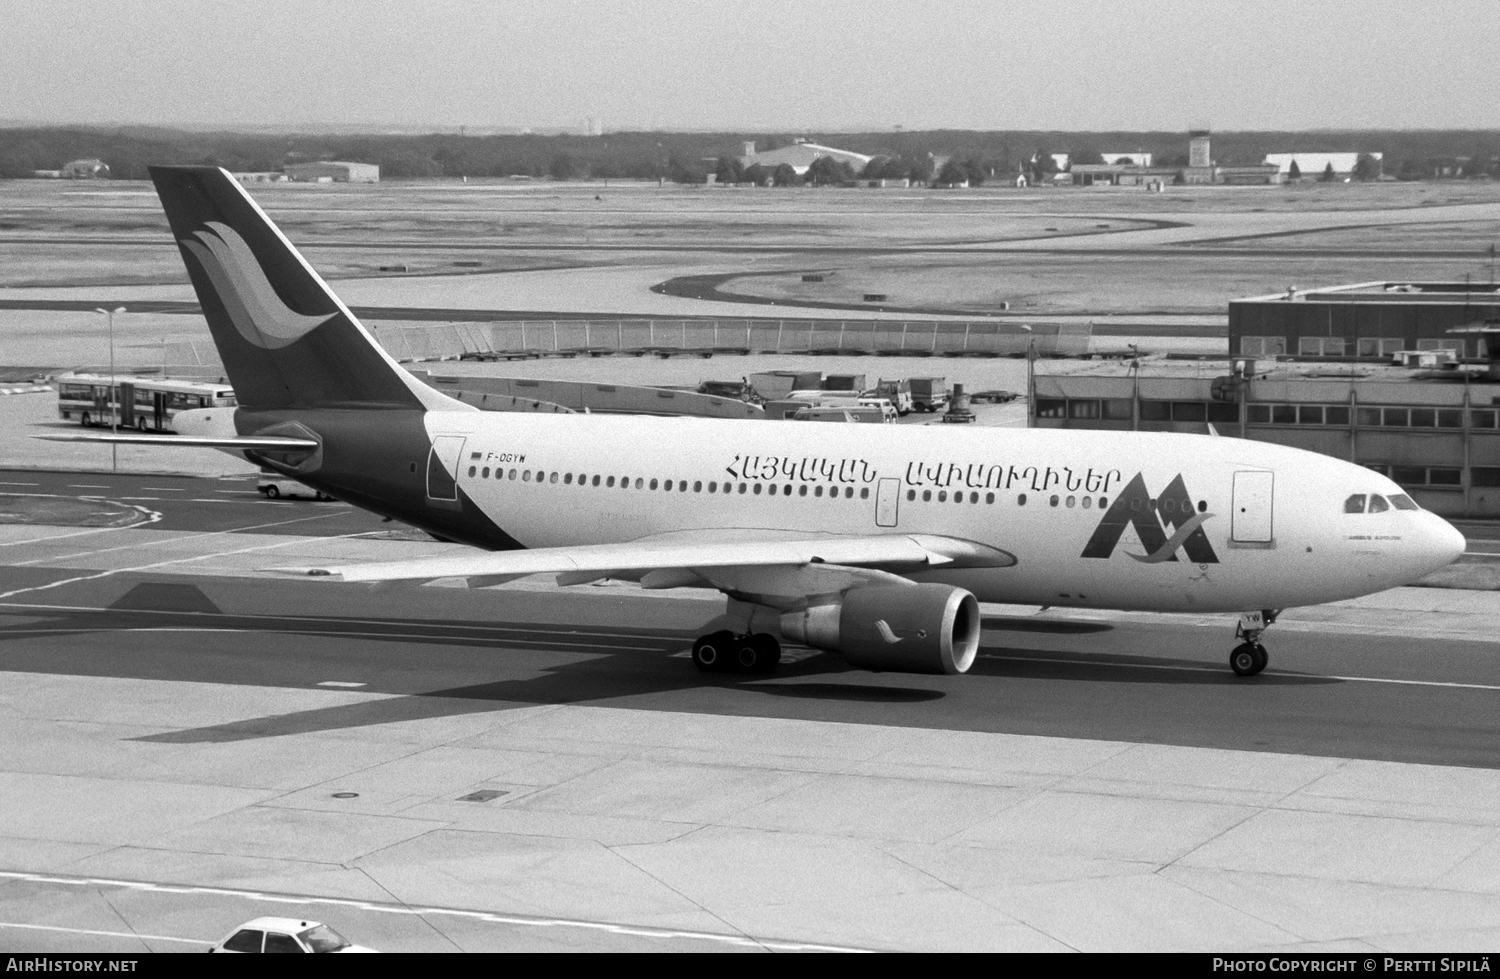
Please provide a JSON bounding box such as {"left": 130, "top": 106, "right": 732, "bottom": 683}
{"left": 317, "top": 680, "right": 367, "bottom": 688}
{"left": 0, "top": 481, "right": 39, "bottom": 486}
{"left": 0, "top": 625, "right": 665, "bottom": 651}
{"left": 0, "top": 920, "right": 206, "bottom": 946}
{"left": 978, "top": 653, "right": 1500, "bottom": 691}
{"left": 0, "top": 601, "right": 678, "bottom": 644}
{"left": 0, "top": 871, "right": 867, "bottom": 953}
{"left": 66, "top": 484, "right": 108, "bottom": 489}
{"left": 140, "top": 487, "right": 183, "bottom": 492}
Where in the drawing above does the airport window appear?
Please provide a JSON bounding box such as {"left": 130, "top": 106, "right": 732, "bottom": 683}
{"left": 523, "top": 471, "right": 531, "bottom": 482}
{"left": 1430, "top": 468, "right": 1463, "bottom": 486}
{"left": 708, "top": 481, "right": 717, "bottom": 492}
{"left": 1472, "top": 467, "right": 1500, "bottom": 488}
{"left": 634, "top": 478, "right": 643, "bottom": 489}
{"left": 1068, "top": 399, "right": 1101, "bottom": 420}
{"left": 1240, "top": 336, "right": 1287, "bottom": 357}
{"left": 738, "top": 483, "right": 746, "bottom": 494}
{"left": 1326, "top": 406, "right": 1351, "bottom": 425}
{"left": 1409, "top": 409, "right": 1436, "bottom": 428}
{"left": 649, "top": 479, "right": 658, "bottom": 490}
{"left": 1297, "top": 406, "right": 1323, "bottom": 425}
{"left": 1018, "top": 494, "right": 1027, "bottom": 505}
{"left": 1299, "top": 337, "right": 1346, "bottom": 357}
{"left": 1066, "top": 496, "right": 1076, "bottom": 508}
{"left": 1172, "top": 402, "right": 1207, "bottom": 423}
{"left": 1081, "top": 496, "right": 1092, "bottom": 509}
{"left": 1273, "top": 405, "right": 1296, "bottom": 425}
{"left": 1358, "top": 338, "right": 1404, "bottom": 358}
{"left": 1382, "top": 408, "right": 1409, "bottom": 427}
{"left": 969, "top": 492, "right": 978, "bottom": 503}
{"left": 1417, "top": 339, "right": 1465, "bottom": 356}
{"left": 938, "top": 490, "right": 947, "bottom": 502}
{"left": 861, "top": 488, "right": 870, "bottom": 500}
{"left": 802, "top": 485, "right": 810, "bottom": 497}
{"left": 1049, "top": 495, "right": 1059, "bottom": 507}
{"left": 550, "top": 473, "right": 558, "bottom": 484}
{"left": 592, "top": 475, "right": 601, "bottom": 486}
{"left": 481, "top": 467, "right": 490, "bottom": 478}
{"left": 907, "top": 489, "right": 916, "bottom": 501}
{"left": 1035, "top": 398, "right": 1067, "bottom": 419}
{"left": 1438, "top": 410, "right": 1464, "bottom": 428}
{"left": 1344, "top": 494, "right": 1366, "bottom": 514}
{"left": 816, "top": 486, "right": 825, "bottom": 498}
{"left": 1139, "top": 400, "right": 1171, "bottom": 422}
{"left": 1099, "top": 496, "right": 1108, "bottom": 508}
{"left": 1390, "top": 494, "right": 1419, "bottom": 510}
{"left": 564, "top": 473, "right": 572, "bottom": 484}
{"left": 1356, "top": 408, "right": 1381, "bottom": 427}
{"left": 986, "top": 492, "right": 995, "bottom": 504}
{"left": 468, "top": 466, "right": 476, "bottom": 477}
{"left": 695, "top": 481, "right": 703, "bottom": 492}
{"left": 753, "top": 483, "right": 762, "bottom": 495}
{"left": 1247, "top": 405, "right": 1270, "bottom": 424}
{"left": 1363, "top": 463, "right": 1391, "bottom": 476}
{"left": 1369, "top": 495, "right": 1391, "bottom": 513}
{"left": 1391, "top": 466, "right": 1426, "bottom": 485}
{"left": 1207, "top": 402, "right": 1239, "bottom": 423}
{"left": 606, "top": 476, "right": 615, "bottom": 487}
{"left": 1103, "top": 399, "right": 1134, "bottom": 421}
{"left": 844, "top": 487, "right": 854, "bottom": 498}
{"left": 509, "top": 469, "right": 518, "bottom": 480}
{"left": 922, "top": 490, "right": 932, "bottom": 502}
{"left": 1472, "top": 411, "right": 1498, "bottom": 429}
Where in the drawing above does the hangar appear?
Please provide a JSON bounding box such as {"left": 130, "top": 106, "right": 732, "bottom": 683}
{"left": 284, "top": 161, "right": 380, "bottom": 183}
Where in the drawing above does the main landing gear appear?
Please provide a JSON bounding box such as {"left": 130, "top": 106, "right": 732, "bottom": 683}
{"left": 1230, "top": 609, "right": 1279, "bottom": 677}
{"left": 691, "top": 630, "right": 781, "bottom": 674}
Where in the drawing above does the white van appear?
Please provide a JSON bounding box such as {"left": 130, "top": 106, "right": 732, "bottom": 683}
{"left": 257, "top": 472, "right": 331, "bottom": 500}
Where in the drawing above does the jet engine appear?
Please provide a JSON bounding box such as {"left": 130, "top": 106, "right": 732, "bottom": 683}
{"left": 779, "top": 583, "right": 980, "bottom": 675}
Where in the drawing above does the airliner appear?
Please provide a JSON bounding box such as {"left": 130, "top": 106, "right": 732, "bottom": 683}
{"left": 44, "top": 166, "right": 1467, "bottom": 680}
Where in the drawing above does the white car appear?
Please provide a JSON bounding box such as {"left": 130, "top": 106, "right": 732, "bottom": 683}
{"left": 257, "top": 473, "right": 331, "bottom": 500}
{"left": 856, "top": 397, "right": 900, "bottom": 423}
{"left": 208, "top": 917, "right": 376, "bottom": 953}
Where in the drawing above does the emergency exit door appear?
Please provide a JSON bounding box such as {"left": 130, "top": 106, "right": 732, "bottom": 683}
{"left": 875, "top": 478, "right": 900, "bottom": 527}
{"left": 1231, "top": 470, "right": 1274, "bottom": 543}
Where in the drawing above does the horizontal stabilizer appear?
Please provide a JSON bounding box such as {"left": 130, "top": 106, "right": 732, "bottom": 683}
{"left": 34, "top": 433, "right": 320, "bottom": 450}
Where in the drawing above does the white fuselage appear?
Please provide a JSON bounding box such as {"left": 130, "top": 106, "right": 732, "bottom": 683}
{"left": 420, "top": 411, "right": 1466, "bottom": 614}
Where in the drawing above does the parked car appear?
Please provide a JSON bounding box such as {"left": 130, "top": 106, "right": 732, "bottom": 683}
{"left": 257, "top": 473, "right": 331, "bottom": 500}
{"left": 208, "top": 918, "right": 376, "bottom": 953}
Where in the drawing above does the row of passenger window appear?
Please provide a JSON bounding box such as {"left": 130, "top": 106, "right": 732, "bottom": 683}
{"left": 467, "top": 464, "right": 872, "bottom": 499}
{"left": 1343, "top": 493, "right": 1420, "bottom": 513}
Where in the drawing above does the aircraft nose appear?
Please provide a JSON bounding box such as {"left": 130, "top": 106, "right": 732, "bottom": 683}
{"left": 1417, "top": 512, "right": 1467, "bottom": 572}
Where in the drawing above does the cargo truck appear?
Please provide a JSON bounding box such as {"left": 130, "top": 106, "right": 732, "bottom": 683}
{"left": 909, "top": 376, "right": 949, "bottom": 413}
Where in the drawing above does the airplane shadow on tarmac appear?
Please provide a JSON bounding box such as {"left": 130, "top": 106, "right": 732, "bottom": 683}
{"left": 0, "top": 595, "right": 1336, "bottom": 745}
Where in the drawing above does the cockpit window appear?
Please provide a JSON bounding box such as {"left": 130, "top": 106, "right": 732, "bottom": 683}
{"left": 1368, "top": 494, "right": 1390, "bottom": 513}
{"left": 1389, "top": 494, "right": 1419, "bottom": 511}
{"left": 1343, "top": 494, "right": 1366, "bottom": 514}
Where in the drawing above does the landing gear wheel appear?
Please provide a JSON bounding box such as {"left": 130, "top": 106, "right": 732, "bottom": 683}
{"left": 264, "top": 485, "right": 280, "bottom": 499}
{"left": 1230, "top": 642, "right": 1268, "bottom": 677}
{"left": 136, "top": 417, "right": 147, "bottom": 431}
{"left": 692, "top": 630, "right": 733, "bottom": 672}
{"left": 81, "top": 412, "right": 91, "bottom": 427}
{"left": 750, "top": 633, "right": 781, "bottom": 673}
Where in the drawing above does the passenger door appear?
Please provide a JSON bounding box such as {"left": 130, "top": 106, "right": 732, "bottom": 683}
{"left": 1232, "top": 470, "right": 1274, "bottom": 543}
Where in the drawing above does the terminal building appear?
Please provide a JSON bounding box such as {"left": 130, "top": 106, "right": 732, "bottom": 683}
{"left": 284, "top": 161, "right": 380, "bottom": 183}
{"left": 1230, "top": 281, "right": 1500, "bottom": 360}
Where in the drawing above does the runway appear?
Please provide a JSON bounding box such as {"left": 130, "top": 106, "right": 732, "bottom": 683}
{"left": 1, "top": 470, "right": 1499, "bottom": 950}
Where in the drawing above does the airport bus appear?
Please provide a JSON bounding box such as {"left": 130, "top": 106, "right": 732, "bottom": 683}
{"left": 55, "top": 374, "right": 237, "bottom": 432}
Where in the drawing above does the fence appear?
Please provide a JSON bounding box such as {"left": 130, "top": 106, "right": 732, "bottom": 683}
{"left": 158, "top": 318, "right": 1092, "bottom": 373}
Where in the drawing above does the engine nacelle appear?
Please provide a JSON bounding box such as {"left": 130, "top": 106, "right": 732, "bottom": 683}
{"left": 780, "top": 584, "right": 980, "bottom": 675}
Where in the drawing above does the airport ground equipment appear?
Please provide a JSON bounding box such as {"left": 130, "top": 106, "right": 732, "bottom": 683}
{"left": 909, "top": 376, "right": 949, "bottom": 413}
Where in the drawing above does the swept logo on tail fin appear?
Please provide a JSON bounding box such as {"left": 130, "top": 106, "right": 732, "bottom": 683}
{"left": 179, "top": 222, "right": 336, "bottom": 350}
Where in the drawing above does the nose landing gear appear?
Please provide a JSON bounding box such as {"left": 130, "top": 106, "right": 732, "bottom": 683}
{"left": 692, "top": 631, "right": 781, "bottom": 674}
{"left": 1230, "top": 609, "right": 1278, "bottom": 677}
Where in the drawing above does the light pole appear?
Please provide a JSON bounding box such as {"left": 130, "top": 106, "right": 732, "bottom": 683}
{"left": 94, "top": 306, "right": 125, "bottom": 471}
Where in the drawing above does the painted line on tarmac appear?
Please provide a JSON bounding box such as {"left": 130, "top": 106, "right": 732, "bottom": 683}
{"left": 980, "top": 653, "right": 1500, "bottom": 691}
{"left": 0, "top": 920, "right": 206, "bottom": 947}
{"left": 0, "top": 624, "right": 665, "bottom": 652}
{"left": 0, "top": 871, "right": 869, "bottom": 953}
{"left": 0, "top": 601, "right": 680, "bottom": 645}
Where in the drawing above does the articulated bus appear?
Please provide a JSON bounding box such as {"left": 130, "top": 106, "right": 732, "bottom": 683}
{"left": 55, "top": 374, "right": 237, "bottom": 432}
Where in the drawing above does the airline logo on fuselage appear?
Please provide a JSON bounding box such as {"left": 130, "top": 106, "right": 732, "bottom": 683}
{"left": 1081, "top": 473, "right": 1219, "bottom": 564}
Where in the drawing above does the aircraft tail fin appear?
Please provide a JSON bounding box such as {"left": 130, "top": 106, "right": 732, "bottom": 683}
{"left": 148, "top": 165, "right": 461, "bottom": 413}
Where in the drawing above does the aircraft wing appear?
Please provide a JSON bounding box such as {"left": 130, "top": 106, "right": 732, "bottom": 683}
{"left": 283, "top": 532, "right": 1016, "bottom": 589}
{"left": 34, "top": 433, "right": 320, "bottom": 450}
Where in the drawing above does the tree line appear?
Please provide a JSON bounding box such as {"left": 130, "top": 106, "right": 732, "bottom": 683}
{"left": 0, "top": 125, "right": 1496, "bottom": 182}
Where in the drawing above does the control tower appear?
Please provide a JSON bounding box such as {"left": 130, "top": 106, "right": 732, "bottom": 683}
{"left": 1189, "top": 130, "right": 1212, "bottom": 169}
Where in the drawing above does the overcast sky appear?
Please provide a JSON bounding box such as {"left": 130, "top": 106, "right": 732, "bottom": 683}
{"left": 3, "top": 0, "right": 1497, "bottom": 132}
